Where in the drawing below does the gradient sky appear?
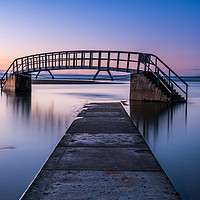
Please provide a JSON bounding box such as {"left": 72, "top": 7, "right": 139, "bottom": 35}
{"left": 0, "top": 0, "right": 199, "bottom": 75}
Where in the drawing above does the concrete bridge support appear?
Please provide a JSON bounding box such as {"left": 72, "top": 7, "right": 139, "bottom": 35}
{"left": 2, "top": 74, "right": 31, "bottom": 92}
{"left": 130, "top": 73, "right": 169, "bottom": 102}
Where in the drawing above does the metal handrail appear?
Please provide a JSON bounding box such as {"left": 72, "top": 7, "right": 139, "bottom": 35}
{"left": 148, "top": 54, "right": 188, "bottom": 100}
{"left": 0, "top": 50, "right": 188, "bottom": 101}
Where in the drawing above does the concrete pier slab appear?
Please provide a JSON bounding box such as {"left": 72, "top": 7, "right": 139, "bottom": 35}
{"left": 68, "top": 133, "right": 145, "bottom": 147}
{"left": 67, "top": 117, "right": 138, "bottom": 134}
{"left": 29, "top": 171, "right": 179, "bottom": 200}
{"left": 21, "top": 102, "right": 181, "bottom": 200}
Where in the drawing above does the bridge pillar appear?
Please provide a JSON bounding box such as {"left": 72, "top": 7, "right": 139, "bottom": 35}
{"left": 130, "top": 73, "right": 169, "bottom": 102}
{"left": 3, "top": 74, "right": 31, "bottom": 92}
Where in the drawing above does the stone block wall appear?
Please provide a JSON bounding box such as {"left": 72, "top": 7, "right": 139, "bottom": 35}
{"left": 130, "top": 73, "right": 170, "bottom": 102}
{"left": 3, "top": 74, "right": 31, "bottom": 92}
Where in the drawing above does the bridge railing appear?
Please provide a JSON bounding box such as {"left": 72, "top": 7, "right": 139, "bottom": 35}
{"left": 146, "top": 54, "right": 188, "bottom": 101}
{"left": 0, "top": 50, "right": 188, "bottom": 101}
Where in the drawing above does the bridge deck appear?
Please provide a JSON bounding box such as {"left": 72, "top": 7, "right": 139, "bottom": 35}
{"left": 21, "top": 102, "right": 180, "bottom": 200}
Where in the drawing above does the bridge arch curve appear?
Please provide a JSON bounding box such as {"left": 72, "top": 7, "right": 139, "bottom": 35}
{"left": 1, "top": 50, "right": 188, "bottom": 101}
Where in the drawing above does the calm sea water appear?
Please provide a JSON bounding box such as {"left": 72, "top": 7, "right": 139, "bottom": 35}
{"left": 0, "top": 77, "right": 199, "bottom": 200}
{"left": 129, "top": 82, "right": 200, "bottom": 200}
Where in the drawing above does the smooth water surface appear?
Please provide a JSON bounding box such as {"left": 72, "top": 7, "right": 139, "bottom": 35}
{"left": 0, "top": 83, "right": 129, "bottom": 200}
{"left": 0, "top": 81, "right": 200, "bottom": 200}
{"left": 130, "top": 82, "right": 200, "bottom": 200}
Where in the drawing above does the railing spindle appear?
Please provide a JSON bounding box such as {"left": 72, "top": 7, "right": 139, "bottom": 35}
{"left": 73, "top": 52, "right": 75, "bottom": 68}
{"left": 127, "top": 52, "right": 130, "bottom": 72}
{"left": 98, "top": 52, "right": 101, "bottom": 69}
{"left": 45, "top": 54, "right": 47, "bottom": 70}
{"left": 107, "top": 52, "right": 110, "bottom": 70}
{"left": 21, "top": 58, "right": 23, "bottom": 73}
{"left": 155, "top": 57, "right": 157, "bottom": 73}
{"left": 137, "top": 54, "right": 141, "bottom": 73}
{"left": 66, "top": 52, "right": 68, "bottom": 68}
{"left": 157, "top": 68, "right": 160, "bottom": 86}
{"left": 81, "top": 52, "right": 83, "bottom": 68}
{"left": 27, "top": 57, "right": 29, "bottom": 72}
{"left": 33, "top": 56, "right": 35, "bottom": 71}
{"left": 39, "top": 55, "right": 41, "bottom": 71}
{"left": 89, "top": 52, "right": 93, "bottom": 69}
{"left": 16, "top": 60, "right": 18, "bottom": 73}
{"left": 59, "top": 52, "right": 61, "bottom": 69}
{"left": 117, "top": 52, "right": 120, "bottom": 71}
{"left": 52, "top": 53, "right": 54, "bottom": 69}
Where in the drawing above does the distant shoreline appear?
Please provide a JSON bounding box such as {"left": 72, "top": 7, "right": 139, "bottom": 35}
{"left": 1, "top": 75, "right": 200, "bottom": 84}
{"left": 31, "top": 79, "right": 126, "bottom": 84}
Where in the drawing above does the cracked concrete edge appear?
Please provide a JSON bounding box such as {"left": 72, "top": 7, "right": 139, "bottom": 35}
{"left": 120, "top": 100, "right": 181, "bottom": 198}
{"left": 20, "top": 133, "right": 73, "bottom": 200}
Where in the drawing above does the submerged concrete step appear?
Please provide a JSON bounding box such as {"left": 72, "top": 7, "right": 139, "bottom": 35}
{"left": 20, "top": 102, "right": 181, "bottom": 200}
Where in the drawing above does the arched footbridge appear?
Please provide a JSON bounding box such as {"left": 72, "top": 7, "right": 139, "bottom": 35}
{"left": 1, "top": 50, "right": 188, "bottom": 102}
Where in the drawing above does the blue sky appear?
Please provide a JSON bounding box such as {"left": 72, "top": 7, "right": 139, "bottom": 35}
{"left": 0, "top": 0, "right": 199, "bottom": 75}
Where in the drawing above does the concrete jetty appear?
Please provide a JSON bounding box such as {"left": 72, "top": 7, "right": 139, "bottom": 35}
{"left": 21, "top": 102, "right": 180, "bottom": 200}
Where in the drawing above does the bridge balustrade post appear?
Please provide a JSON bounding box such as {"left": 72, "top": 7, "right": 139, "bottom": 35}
{"left": 51, "top": 53, "right": 53, "bottom": 69}
{"left": 33, "top": 56, "right": 35, "bottom": 71}
{"left": 27, "top": 57, "right": 29, "bottom": 72}
{"left": 48, "top": 55, "right": 51, "bottom": 68}
{"left": 13, "top": 62, "right": 15, "bottom": 74}
{"left": 89, "top": 52, "right": 93, "bottom": 69}
{"left": 39, "top": 55, "right": 41, "bottom": 71}
{"left": 59, "top": 52, "right": 61, "bottom": 69}
{"left": 54, "top": 54, "right": 57, "bottom": 68}
{"left": 147, "top": 59, "right": 150, "bottom": 72}
{"left": 81, "top": 52, "right": 83, "bottom": 68}
{"left": 157, "top": 69, "right": 160, "bottom": 86}
{"left": 16, "top": 60, "right": 18, "bottom": 73}
{"left": 106, "top": 52, "right": 113, "bottom": 80}
{"left": 68, "top": 53, "right": 71, "bottom": 67}
{"left": 73, "top": 52, "right": 76, "bottom": 68}
{"left": 144, "top": 55, "right": 147, "bottom": 72}
{"left": 137, "top": 54, "right": 141, "bottom": 73}
{"left": 82, "top": 52, "right": 85, "bottom": 68}
{"left": 117, "top": 52, "right": 120, "bottom": 71}
{"left": 45, "top": 54, "right": 47, "bottom": 70}
{"left": 21, "top": 58, "right": 23, "bottom": 73}
{"left": 42, "top": 56, "right": 44, "bottom": 69}
{"left": 65, "top": 52, "right": 68, "bottom": 68}
{"left": 61, "top": 53, "right": 63, "bottom": 67}
{"left": 98, "top": 52, "right": 101, "bottom": 69}
{"left": 155, "top": 57, "right": 157, "bottom": 73}
{"left": 186, "top": 85, "right": 188, "bottom": 102}
{"left": 127, "top": 52, "right": 130, "bottom": 72}
{"left": 107, "top": 52, "right": 110, "bottom": 70}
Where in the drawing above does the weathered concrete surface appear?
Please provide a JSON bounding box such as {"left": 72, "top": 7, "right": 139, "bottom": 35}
{"left": 21, "top": 102, "right": 180, "bottom": 200}
{"left": 3, "top": 74, "right": 31, "bottom": 92}
{"left": 130, "top": 73, "right": 169, "bottom": 102}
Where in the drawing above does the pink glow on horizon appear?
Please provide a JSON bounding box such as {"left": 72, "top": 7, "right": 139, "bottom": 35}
{"left": 0, "top": 1, "right": 199, "bottom": 76}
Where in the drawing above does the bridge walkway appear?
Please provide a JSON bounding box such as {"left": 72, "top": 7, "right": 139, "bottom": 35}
{"left": 21, "top": 102, "right": 180, "bottom": 200}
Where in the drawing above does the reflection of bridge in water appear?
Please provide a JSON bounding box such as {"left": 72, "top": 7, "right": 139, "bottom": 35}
{"left": 130, "top": 101, "right": 187, "bottom": 145}
{"left": 1, "top": 50, "right": 188, "bottom": 102}
{"left": 1, "top": 91, "right": 73, "bottom": 136}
